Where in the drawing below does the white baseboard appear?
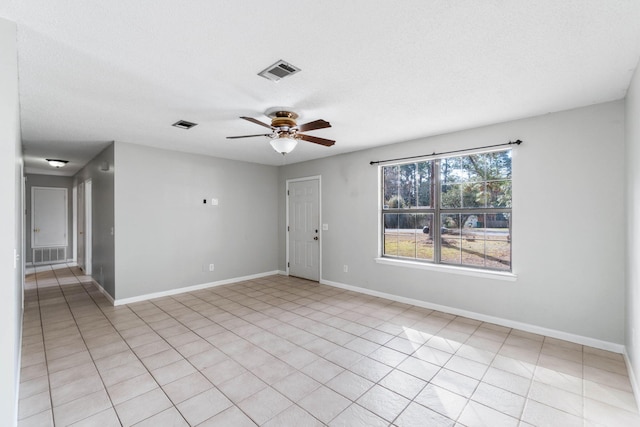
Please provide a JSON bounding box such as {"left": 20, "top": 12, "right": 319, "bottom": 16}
{"left": 93, "top": 280, "right": 115, "bottom": 305}
{"left": 623, "top": 350, "right": 640, "bottom": 412}
{"left": 320, "top": 278, "right": 625, "bottom": 354}
{"left": 112, "top": 270, "right": 282, "bottom": 306}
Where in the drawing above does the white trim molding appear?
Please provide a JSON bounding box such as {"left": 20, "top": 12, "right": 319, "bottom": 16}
{"left": 320, "top": 278, "right": 624, "bottom": 354}
{"left": 112, "top": 270, "right": 281, "bottom": 306}
{"left": 623, "top": 350, "right": 640, "bottom": 413}
{"left": 375, "top": 257, "right": 517, "bottom": 282}
{"left": 94, "top": 280, "right": 115, "bottom": 305}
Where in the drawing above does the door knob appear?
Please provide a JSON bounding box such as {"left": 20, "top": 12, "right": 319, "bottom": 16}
{"left": 314, "top": 236, "right": 318, "bottom": 240}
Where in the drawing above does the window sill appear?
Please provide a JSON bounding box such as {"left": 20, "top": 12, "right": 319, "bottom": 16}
{"left": 374, "top": 257, "right": 517, "bottom": 282}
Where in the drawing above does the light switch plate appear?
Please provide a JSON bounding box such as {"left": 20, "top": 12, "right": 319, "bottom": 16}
{"left": 322, "top": 224, "right": 329, "bottom": 231}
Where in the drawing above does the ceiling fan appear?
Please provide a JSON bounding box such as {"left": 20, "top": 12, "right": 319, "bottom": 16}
{"left": 227, "top": 108, "right": 335, "bottom": 155}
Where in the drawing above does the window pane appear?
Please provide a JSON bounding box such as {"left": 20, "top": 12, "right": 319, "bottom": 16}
{"left": 383, "top": 213, "right": 399, "bottom": 256}
{"left": 416, "top": 162, "right": 433, "bottom": 208}
{"left": 486, "top": 240, "right": 511, "bottom": 270}
{"left": 461, "top": 182, "right": 486, "bottom": 208}
{"left": 441, "top": 183, "right": 462, "bottom": 208}
{"left": 485, "top": 213, "right": 510, "bottom": 237}
{"left": 486, "top": 150, "right": 512, "bottom": 179}
{"left": 461, "top": 238, "right": 486, "bottom": 267}
{"left": 416, "top": 213, "right": 434, "bottom": 261}
{"left": 441, "top": 214, "right": 461, "bottom": 265}
{"left": 441, "top": 156, "right": 463, "bottom": 183}
{"left": 485, "top": 214, "right": 510, "bottom": 270}
{"left": 460, "top": 215, "right": 485, "bottom": 267}
{"left": 462, "top": 214, "right": 483, "bottom": 232}
{"left": 398, "top": 163, "right": 417, "bottom": 208}
{"left": 487, "top": 180, "right": 511, "bottom": 208}
{"left": 463, "top": 153, "right": 486, "bottom": 181}
{"left": 383, "top": 166, "right": 399, "bottom": 209}
{"left": 397, "top": 214, "right": 416, "bottom": 257}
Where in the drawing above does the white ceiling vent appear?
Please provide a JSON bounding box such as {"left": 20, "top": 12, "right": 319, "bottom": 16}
{"left": 258, "top": 60, "right": 301, "bottom": 82}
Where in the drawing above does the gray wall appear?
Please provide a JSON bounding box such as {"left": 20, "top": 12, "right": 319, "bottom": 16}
{"left": 279, "top": 101, "right": 626, "bottom": 345}
{"left": 626, "top": 61, "right": 640, "bottom": 398}
{"left": 0, "top": 17, "right": 23, "bottom": 427}
{"left": 75, "top": 143, "right": 116, "bottom": 298}
{"left": 25, "top": 174, "right": 74, "bottom": 263}
{"left": 114, "top": 142, "right": 279, "bottom": 300}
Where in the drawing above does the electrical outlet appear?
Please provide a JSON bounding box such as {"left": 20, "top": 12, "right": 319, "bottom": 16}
{"left": 343, "top": 265, "right": 348, "bottom": 273}
{"left": 209, "top": 264, "right": 215, "bottom": 271}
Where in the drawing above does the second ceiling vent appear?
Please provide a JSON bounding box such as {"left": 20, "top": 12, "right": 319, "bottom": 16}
{"left": 258, "top": 60, "right": 301, "bottom": 82}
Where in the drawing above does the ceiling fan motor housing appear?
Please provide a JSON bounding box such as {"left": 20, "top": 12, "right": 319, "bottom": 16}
{"left": 270, "top": 111, "right": 298, "bottom": 129}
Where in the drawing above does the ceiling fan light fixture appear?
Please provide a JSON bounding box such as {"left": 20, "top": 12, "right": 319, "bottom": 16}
{"left": 46, "top": 159, "right": 69, "bottom": 168}
{"left": 270, "top": 135, "right": 298, "bottom": 155}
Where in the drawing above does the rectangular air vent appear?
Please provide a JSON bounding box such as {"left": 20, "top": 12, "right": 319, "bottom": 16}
{"left": 172, "top": 120, "right": 198, "bottom": 130}
{"left": 258, "top": 60, "right": 301, "bottom": 82}
{"left": 33, "top": 247, "right": 67, "bottom": 265}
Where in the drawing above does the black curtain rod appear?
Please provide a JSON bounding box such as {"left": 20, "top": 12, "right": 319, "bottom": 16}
{"left": 369, "top": 139, "right": 523, "bottom": 165}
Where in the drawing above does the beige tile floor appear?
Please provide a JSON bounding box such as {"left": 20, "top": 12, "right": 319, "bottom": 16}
{"left": 17, "top": 264, "right": 640, "bottom": 426}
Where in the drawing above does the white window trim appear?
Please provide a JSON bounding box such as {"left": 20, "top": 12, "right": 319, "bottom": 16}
{"left": 374, "top": 257, "right": 517, "bottom": 281}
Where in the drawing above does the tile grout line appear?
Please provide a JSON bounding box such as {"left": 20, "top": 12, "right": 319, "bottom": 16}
{"left": 20, "top": 266, "right": 639, "bottom": 427}
{"left": 51, "top": 265, "right": 123, "bottom": 426}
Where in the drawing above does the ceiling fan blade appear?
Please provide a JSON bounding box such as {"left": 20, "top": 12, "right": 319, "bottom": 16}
{"left": 298, "top": 133, "right": 335, "bottom": 147}
{"left": 240, "top": 116, "right": 273, "bottom": 129}
{"left": 226, "top": 134, "right": 272, "bottom": 139}
{"left": 298, "top": 119, "right": 331, "bottom": 132}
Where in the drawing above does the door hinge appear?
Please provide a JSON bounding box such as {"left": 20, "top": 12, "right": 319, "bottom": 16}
{"left": 287, "top": 225, "right": 290, "bottom": 232}
{"left": 287, "top": 262, "right": 290, "bottom": 268}
{"left": 287, "top": 190, "right": 290, "bottom": 196}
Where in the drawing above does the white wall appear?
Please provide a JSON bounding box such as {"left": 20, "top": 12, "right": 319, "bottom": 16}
{"left": 75, "top": 144, "right": 115, "bottom": 297}
{"left": 0, "top": 17, "right": 23, "bottom": 427}
{"left": 625, "top": 61, "right": 640, "bottom": 400}
{"left": 114, "top": 142, "right": 279, "bottom": 300}
{"left": 280, "top": 101, "right": 626, "bottom": 346}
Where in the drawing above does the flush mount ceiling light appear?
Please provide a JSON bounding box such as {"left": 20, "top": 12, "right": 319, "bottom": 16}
{"left": 46, "top": 159, "right": 69, "bottom": 168}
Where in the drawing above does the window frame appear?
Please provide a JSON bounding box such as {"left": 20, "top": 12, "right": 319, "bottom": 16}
{"left": 379, "top": 148, "right": 513, "bottom": 273}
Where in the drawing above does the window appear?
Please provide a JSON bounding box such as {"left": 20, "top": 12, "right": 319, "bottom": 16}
{"left": 381, "top": 149, "right": 512, "bottom": 271}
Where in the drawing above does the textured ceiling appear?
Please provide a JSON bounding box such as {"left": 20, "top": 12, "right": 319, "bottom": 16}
{"left": 2, "top": 1, "right": 640, "bottom": 175}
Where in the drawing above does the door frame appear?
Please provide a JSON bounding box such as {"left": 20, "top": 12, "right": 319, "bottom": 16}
{"left": 84, "top": 179, "right": 92, "bottom": 275}
{"left": 286, "top": 175, "right": 322, "bottom": 281}
{"left": 76, "top": 181, "right": 85, "bottom": 270}
{"left": 72, "top": 185, "right": 77, "bottom": 262}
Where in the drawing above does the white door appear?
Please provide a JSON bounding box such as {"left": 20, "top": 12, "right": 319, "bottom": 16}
{"left": 77, "top": 182, "right": 85, "bottom": 270}
{"left": 288, "top": 179, "right": 320, "bottom": 281}
{"left": 32, "top": 187, "right": 68, "bottom": 248}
